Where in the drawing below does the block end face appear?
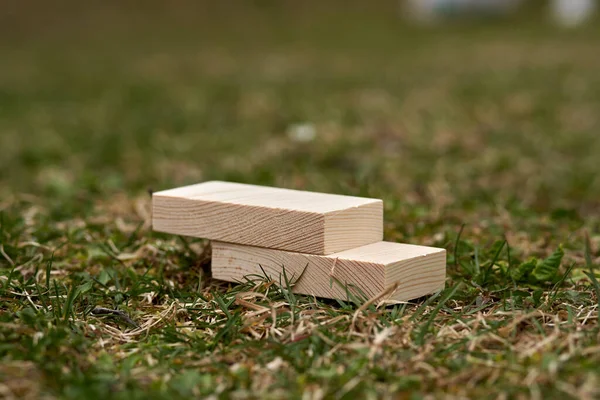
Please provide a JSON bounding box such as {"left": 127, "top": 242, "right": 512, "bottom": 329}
{"left": 151, "top": 193, "right": 168, "bottom": 233}
{"left": 323, "top": 200, "right": 384, "bottom": 255}
{"left": 384, "top": 247, "right": 446, "bottom": 302}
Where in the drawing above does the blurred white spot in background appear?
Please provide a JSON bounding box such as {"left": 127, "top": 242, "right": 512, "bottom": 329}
{"left": 405, "top": 0, "right": 522, "bottom": 22}
{"left": 287, "top": 123, "right": 316, "bottom": 143}
{"left": 551, "top": 0, "right": 596, "bottom": 27}
{"left": 404, "top": 0, "right": 596, "bottom": 26}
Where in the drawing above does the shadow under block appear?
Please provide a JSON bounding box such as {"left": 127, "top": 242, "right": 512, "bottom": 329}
{"left": 152, "top": 181, "right": 383, "bottom": 255}
{"left": 212, "top": 241, "right": 446, "bottom": 302}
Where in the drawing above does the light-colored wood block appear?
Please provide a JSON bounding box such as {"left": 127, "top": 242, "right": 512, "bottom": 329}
{"left": 212, "top": 241, "right": 446, "bottom": 302}
{"left": 152, "top": 181, "right": 383, "bottom": 255}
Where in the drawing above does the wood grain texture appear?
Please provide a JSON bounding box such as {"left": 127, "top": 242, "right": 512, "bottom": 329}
{"left": 212, "top": 241, "right": 446, "bottom": 302}
{"left": 152, "top": 181, "right": 383, "bottom": 255}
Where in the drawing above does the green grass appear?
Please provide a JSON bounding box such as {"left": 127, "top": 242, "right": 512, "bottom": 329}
{"left": 1, "top": 2, "right": 599, "bottom": 398}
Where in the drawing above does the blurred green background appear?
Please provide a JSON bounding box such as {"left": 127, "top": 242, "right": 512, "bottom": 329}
{"left": 1, "top": 1, "right": 599, "bottom": 240}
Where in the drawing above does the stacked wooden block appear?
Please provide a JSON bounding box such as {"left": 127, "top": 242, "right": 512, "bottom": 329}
{"left": 152, "top": 181, "right": 446, "bottom": 301}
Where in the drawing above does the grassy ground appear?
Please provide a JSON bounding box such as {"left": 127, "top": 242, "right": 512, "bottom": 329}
{"left": 1, "top": 2, "right": 599, "bottom": 399}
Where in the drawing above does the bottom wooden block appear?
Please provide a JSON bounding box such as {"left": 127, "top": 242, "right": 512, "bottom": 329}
{"left": 212, "top": 241, "right": 446, "bottom": 302}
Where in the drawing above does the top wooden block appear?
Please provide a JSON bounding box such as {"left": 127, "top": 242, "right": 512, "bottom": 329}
{"left": 152, "top": 181, "right": 383, "bottom": 255}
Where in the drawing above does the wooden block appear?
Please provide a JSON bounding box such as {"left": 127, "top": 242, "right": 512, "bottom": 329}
{"left": 152, "top": 181, "right": 383, "bottom": 255}
{"left": 212, "top": 241, "right": 446, "bottom": 302}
